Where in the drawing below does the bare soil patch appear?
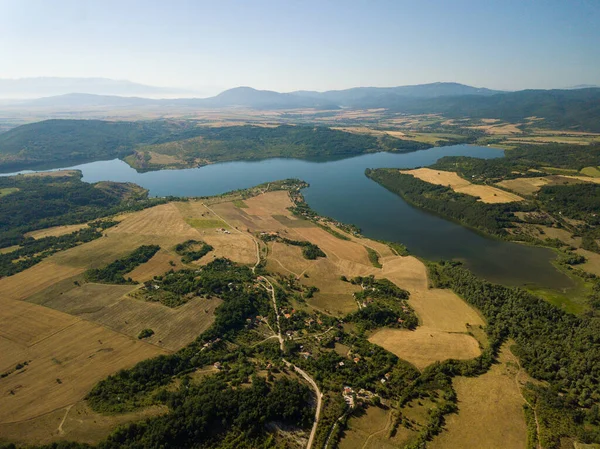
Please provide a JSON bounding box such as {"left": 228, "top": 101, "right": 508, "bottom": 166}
{"left": 381, "top": 256, "right": 484, "bottom": 332}
{"left": 49, "top": 204, "right": 206, "bottom": 270}
{"left": 457, "top": 184, "right": 524, "bottom": 203}
{"left": 400, "top": 169, "right": 471, "bottom": 189}
{"left": 379, "top": 255, "right": 428, "bottom": 292}
{"left": 372, "top": 255, "right": 484, "bottom": 368}
{"left": 300, "top": 259, "right": 366, "bottom": 316}
{"left": 50, "top": 233, "right": 159, "bottom": 269}
{"left": 407, "top": 289, "right": 485, "bottom": 332}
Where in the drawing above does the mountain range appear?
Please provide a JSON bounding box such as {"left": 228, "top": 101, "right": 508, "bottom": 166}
{"left": 2, "top": 80, "right": 600, "bottom": 132}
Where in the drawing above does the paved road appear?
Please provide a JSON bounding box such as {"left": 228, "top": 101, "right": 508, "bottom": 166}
{"left": 283, "top": 359, "right": 323, "bottom": 449}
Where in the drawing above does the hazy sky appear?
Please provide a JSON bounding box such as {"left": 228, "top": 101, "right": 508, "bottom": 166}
{"left": 1, "top": 0, "right": 599, "bottom": 92}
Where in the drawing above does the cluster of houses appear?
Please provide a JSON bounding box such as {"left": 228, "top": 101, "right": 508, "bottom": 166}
{"left": 298, "top": 345, "right": 312, "bottom": 359}
{"left": 342, "top": 386, "right": 379, "bottom": 408}
{"left": 285, "top": 329, "right": 299, "bottom": 339}
{"left": 201, "top": 337, "right": 221, "bottom": 353}
{"left": 259, "top": 231, "right": 279, "bottom": 238}
{"left": 245, "top": 315, "right": 268, "bottom": 330}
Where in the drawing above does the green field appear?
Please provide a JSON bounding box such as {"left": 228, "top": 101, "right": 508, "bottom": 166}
{"left": 0, "top": 187, "right": 19, "bottom": 197}
{"left": 581, "top": 166, "right": 600, "bottom": 177}
{"left": 185, "top": 218, "right": 228, "bottom": 229}
{"left": 525, "top": 264, "right": 592, "bottom": 315}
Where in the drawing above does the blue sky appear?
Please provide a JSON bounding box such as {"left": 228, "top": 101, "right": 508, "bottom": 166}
{"left": 1, "top": 0, "right": 599, "bottom": 92}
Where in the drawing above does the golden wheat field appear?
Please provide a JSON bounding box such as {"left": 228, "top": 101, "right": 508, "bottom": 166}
{"left": 84, "top": 295, "right": 221, "bottom": 351}
{"left": 0, "top": 262, "right": 85, "bottom": 301}
{"left": 0, "top": 316, "right": 164, "bottom": 423}
{"left": 402, "top": 168, "right": 524, "bottom": 203}
{"left": 0, "top": 401, "right": 167, "bottom": 446}
{"left": 125, "top": 250, "right": 184, "bottom": 282}
{"left": 369, "top": 326, "right": 482, "bottom": 370}
{"left": 429, "top": 344, "right": 529, "bottom": 449}
{"left": 0, "top": 187, "right": 493, "bottom": 443}
{"left": 25, "top": 223, "right": 89, "bottom": 239}
{"left": 496, "top": 176, "right": 551, "bottom": 195}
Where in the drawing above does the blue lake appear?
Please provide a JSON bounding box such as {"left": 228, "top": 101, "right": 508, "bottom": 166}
{"left": 9, "top": 145, "right": 572, "bottom": 290}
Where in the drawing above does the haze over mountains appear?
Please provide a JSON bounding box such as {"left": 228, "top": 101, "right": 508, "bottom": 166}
{"left": 0, "top": 77, "right": 213, "bottom": 99}
{"left": 2, "top": 78, "right": 600, "bottom": 132}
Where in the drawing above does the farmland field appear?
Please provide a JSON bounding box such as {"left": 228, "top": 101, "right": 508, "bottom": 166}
{"left": 0, "top": 401, "right": 166, "bottom": 446}
{"left": 581, "top": 166, "right": 600, "bottom": 177}
{"left": 369, "top": 254, "right": 484, "bottom": 367}
{"left": 83, "top": 296, "right": 221, "bottom": 351}
{"left": 401, "top": 167, "right": 524, "bottom": 203}
{"left": 369, "top": 326, "right": 481, "bottom": 370}
{"left": 0, "top": 262, "right": 85, "bottom": 301}
{"left": 0, "top": 315, "right": 164, "bottom": 423}
{"left": 25, "top": 223, "right": 89, "bottom": 239}
{"left": 338, "top": 406, "right": 395, "bottom": 449}
{"left": 496, "top": 176, "right": 551, "bottom": 195}
{"left": 429, "top": 344, "right": 529, "bottom": 449}
{"left": 0, "top": 184, "right": 520, "bottom": 446}
{"left": 125, "top": 250, "right": 184, "bottom": 282}
{"left": 27, "top": 282, "right": 135, "bottom": 315}
{"left": 0, "top": 187, "right": 19, "bottom": 197}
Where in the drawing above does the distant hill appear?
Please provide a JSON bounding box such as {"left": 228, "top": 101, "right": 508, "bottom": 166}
{"left": 0, "top": 77, "right": 198, "bottom": 99}
{"left": 291, "top": 82, "right": 502, "bottom": 104}
{"left": 6, "top": 82, "right": 507, "bottom": 111}
{"left": 0, "top": 119, "right": 432, "bottom": 172}
{"left": 0, "top": 119, "right": 194, "bottom": 170}
{"left": 200, "top": 86, "right": 339, "bottom": 109}
{"left": 4, "top": 82, "right": 600, "bottom": 132}
{"left": 21, "top": 93, "right": 157, "bottom": 108}
{"left": 347, "top": 88, "right": 600, "bottom": 131}
{"left": 564, "top": 84, "right": 599, "bottom": 89}
{"left": 19, "top": 87, "right": 340, "bottom": 110}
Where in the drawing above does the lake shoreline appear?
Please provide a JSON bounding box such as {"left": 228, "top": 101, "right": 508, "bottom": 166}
{"left": 0, "top": 145, "right": 572, "bottom": 290}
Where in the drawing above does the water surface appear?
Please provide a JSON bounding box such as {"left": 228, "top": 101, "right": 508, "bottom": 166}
{"left": 8, "top": 146, "right": 571, "bottom": 289}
